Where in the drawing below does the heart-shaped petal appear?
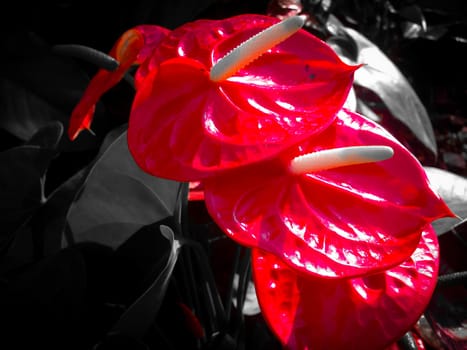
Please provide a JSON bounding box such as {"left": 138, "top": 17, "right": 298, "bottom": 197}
{"left": 127, "top": 14, "right": 357, "bottom": 181}
{"left": 252, "top": 226, "right": 440, "bottom": 350}
{"left": 204, "top": 109, "right": 453, "bottom": 278}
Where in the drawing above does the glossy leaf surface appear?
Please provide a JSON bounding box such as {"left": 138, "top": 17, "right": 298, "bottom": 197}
{"left": 252, "top": 227, "right": 440, "bottom": 350}
{"left": 128, "top": 14, "right": 357, "bottom": 181}
{"left": 0, "top": 122, "right": 62, "bottom": 250}
{"left": 337, "top": 24, "right": 437, "bottom": 155}
{"left": 66, "top": 127, "right": 180, "bottom": 249}
{"left": 204, "top": 109, "right": 452, "bottom": 278}
{"left": 425, "top": 166, "right": 467, "bottom": 235}
{"left": 112, "top": 225, "right": 181, "bottom": 339}
{"left": 0, "top": 32, "right": 103, "bottom": 151}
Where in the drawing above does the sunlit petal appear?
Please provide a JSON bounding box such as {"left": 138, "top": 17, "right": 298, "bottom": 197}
{"left": 252, "top": 227, "right": 440, "bottom": 349}
{"left": 127, "top": 14, "right": 356, "bottom": 180}
{"left": 204, "top": 109, "right": 453, "bottom": 278}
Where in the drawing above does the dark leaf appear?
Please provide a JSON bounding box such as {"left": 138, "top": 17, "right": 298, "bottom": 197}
{"left": 0, "top": 247, "right": 87, "bottom": 348}
{"left": 427, "top": 289, "right": 467, "bottom": 350}
{"left": 53, "top": 44, "right": 119, "bottom": 71}
{"left": 399, "top": 5, "right": 426, "bottom": 30}
{"left": 425, "top": 166, "right": 467, "bottom": 235}
{"left": 415, "top": 314, "right": 445, "bottom": 350}
{"left": 425, "top": 225, "right": 467, "bottom": 349}
{"left": 37, "top": 167, "right": 91, "bottom": 256}
{"left": 325, "top": 14, "right": 359, "bottom": 61}
{"left": 66, "top": 127, "right": 181, "bottom": 249}
{"left": 112, "top": 225, "right": 181, "bottom": 339}
{"left": 328, "top": 18, "right": 437, "bottom": 155}
{"left": 0, "top": 123, "right": 62, "bottom": 251}
{"left": 350, "top": 27, "right": 437, "bottom": 154}
{"left": 423, "top": 24, "right": 450, "bottom": 41}
{"left": 29, "top": 126, "right": 130, "bottom": 257}
{"left": 110, "top": 218, "right": 178, "bottom": 304}
{"left": 26, "top": 121, "right": 63, "bottom": 149}
{"left": 399, "top": 4, "right": 427, "bottom": 39}
{"left": 356, "top": 98, "right": 382, "bottom": 123}
{"left": 0, "top": 31, "right": 105, "bottom": 151}
{"left": 397, "top": 331, "right": 420, "bottom": 350}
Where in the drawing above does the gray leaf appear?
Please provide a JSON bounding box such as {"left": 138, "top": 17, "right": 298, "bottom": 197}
{"left": 338, "top": 26, "right": 437, "bottom": 155}
{"left": 67, "top": 128, "right": 181, "bottom": 249}
{"left": 425, "top": 166, "right": 467, "bottom": 235}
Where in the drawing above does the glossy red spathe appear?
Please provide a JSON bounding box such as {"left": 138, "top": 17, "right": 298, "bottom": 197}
{"left": 252, "top": 226, "right": 440, "bottom": 350}
{"left": 68, "top": 15, "right": 357, "bottom": 181}
{"left": 204, "top": 109, "right": 453, "bottom": 278}
{"left": 128, "top": 15, "right": 358, "bottom": 180}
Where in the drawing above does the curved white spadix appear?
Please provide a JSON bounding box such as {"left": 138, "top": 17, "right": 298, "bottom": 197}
{"left": 210, "top": 15, "right": 306, "bottom": 82}
{"left": 289, "top": 146, "right": 394, "bottom": 174}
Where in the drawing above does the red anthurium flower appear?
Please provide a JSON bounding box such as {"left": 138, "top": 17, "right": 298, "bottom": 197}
{"left": 204, "top": 109, "right": 453, "bottom": 278}
{"left": 252, "top": 226, "right": 440, "bottom": 350}
{"left": 69, "top": 15, "right": 358, "bottom": 181}
{"left": 128, "top": 14, "right": 359, "bottom": 181}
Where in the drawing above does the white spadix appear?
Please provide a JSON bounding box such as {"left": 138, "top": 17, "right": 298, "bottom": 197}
{"left": 289, "top": 146, "right": 394, "bottom": 174}
{"left": 210, "top": 15, "right": 306, "bottom": 82}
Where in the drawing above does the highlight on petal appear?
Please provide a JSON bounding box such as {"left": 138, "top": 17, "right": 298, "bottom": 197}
{"left": 204, "top": 109, "right": 454, "bottom": 278}
{"left": 128, "top": 56, "right": 341, "bottom": 181}
{"left": 252, "top": 226, "right": 440, "bottom": 350}
{"left": 127, "top": 14, "right": 358, "bottom": 181}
